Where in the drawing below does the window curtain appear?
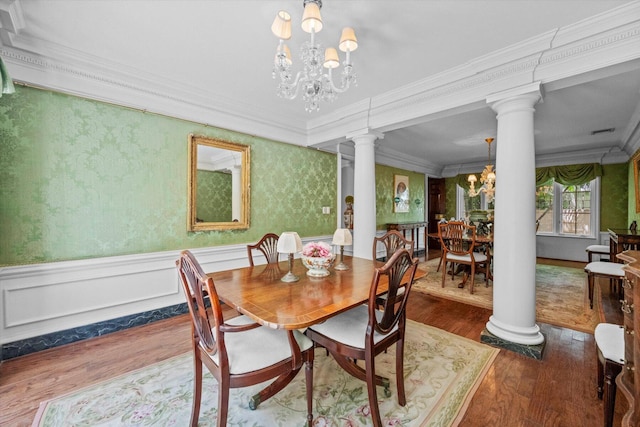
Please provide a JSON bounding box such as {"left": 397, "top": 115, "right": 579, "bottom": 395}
{"left": 535, "top": 163, "right": 603, "bottom": 186}
{"left": 0, "top": 57, "right": 15, "bottom": 96}
{"left": 453, "top": 163, "right": 603, "bottom": 189}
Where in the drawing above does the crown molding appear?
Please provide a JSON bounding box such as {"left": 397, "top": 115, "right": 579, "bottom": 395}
{"left": 1, "top": 0, "right": 639, "bottom": 171}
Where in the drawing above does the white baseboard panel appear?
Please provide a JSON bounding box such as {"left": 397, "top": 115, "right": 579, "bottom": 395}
{"left": 0, "top": 244, "right": 246, "bottom": 346}
{"left": 535, "top": 232, "right": 609, "bottom": 262}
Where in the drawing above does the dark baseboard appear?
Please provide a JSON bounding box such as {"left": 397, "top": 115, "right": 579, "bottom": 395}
{"left": 1, "top": 303, "right": 189, "bottom": 361}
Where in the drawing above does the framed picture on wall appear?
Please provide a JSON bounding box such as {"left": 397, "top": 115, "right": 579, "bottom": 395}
{"left": 394, "top": 174, "right": 409, "bottom": 213}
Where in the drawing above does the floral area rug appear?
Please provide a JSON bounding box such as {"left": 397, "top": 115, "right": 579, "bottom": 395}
{"left": 412, "top": 258, "right": 603, "bottom": 334}
{"left": 33, "top": 320, "right": 498, "bottom": 427}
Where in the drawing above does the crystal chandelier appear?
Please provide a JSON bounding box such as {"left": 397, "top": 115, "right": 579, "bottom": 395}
{"left": 467, "top": 138, "right": 496, "bottom": 202}
{"left": 271, "top": 0, "right": 358, "bottom": 113}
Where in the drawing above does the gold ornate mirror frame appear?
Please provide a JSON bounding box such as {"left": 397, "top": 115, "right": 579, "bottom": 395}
{"left": 188, "top": 134, "right": 250, "bottom": 231}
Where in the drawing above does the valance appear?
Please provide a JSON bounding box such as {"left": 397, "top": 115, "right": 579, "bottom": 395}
{"left": 453, "top": 163, "right": 603, "bottom": 190}
{"left": 535, "top": 163, "right": 603, "bottom": 186}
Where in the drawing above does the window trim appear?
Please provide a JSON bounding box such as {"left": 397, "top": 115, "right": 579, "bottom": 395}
{"left": 537, "top": 177, "right": 599, "bottom": 238}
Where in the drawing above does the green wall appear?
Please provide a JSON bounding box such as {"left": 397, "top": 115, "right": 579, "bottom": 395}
{"left": 375, "top": 165, "right": 425, "bottom": 228}
{"left": 443, "top": 163, "right": 629, "bottom": 230}
{"left": 196, "top": 170, "right": 231, "bottom": 222}
{"left": 629, "top": 152, "right": 640, "bottom": 226}
{"left": 601, "top": 163, "right": 628, "bottom": 231}
{"left": 0, "top": 86, "right": 337, "bottom": 266}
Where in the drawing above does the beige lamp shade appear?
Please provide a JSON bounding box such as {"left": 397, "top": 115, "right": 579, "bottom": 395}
{"left": 275, "top": 43, "right": 292, "bottom": 66}
{"left": 332, "top": 228, "right": 353, "bottom": 246}
{"left": 467, "top": 174, "right": 478, "bottom": 183}
{"left": 301, "top": 2, "right": 323, "bottom": 33}
{"left": 338, "top": 27, "right": 358, "bottom": 52}
{"left": 277, "top": 231, "right": 303, "bottom": 253}
{"left": 487, "top": 171, "right": 496, "bottom": 181}
{"left": 271, "top": 10, "right": 292, "bottom": 39}
{"left": 323, "top": 48, "right": 340, "bottom": 69}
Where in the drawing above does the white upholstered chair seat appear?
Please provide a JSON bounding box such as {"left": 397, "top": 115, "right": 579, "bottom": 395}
{"left": 445, "top": 252, "right": 488, "bottom": 263}
{"left": 586, "top": 244, "right": 610, "bottom": 254}
{"left": 204, "top": 315, "right": 313, "bottom": 375}
{"left": 585, "top": 261, "right": 624, "bottom": 277}
{"left": 595, "top": 323, "right": 624, "bottom": 364}
{"left": 309, "top": 305, "right": 397, "bottom": 349}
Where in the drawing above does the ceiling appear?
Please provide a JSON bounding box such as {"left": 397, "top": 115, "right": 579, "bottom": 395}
{"left": 1, "top": 0, "right": 640, "bottom": 175}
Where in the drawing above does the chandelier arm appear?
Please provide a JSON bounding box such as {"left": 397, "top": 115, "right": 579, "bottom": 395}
{"left": 324, "top": 70, "right": 349, "bottom": 94}
{"left": 277, "top": 71, "right": 305, "bottom": 100}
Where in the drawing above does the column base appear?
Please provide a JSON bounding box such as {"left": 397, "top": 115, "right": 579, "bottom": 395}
{"left": 480, "top": 328, "right": 546, "bottom": 360}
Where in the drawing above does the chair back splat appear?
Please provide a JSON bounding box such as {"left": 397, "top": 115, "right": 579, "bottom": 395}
{"left": 177, "top": 250, "right": 314, "bottom": 427}
{"left": 305, "top": 248, "right": 419, "bottom": 427}
{"left": 247, "top": 233, "right": 280, "bottom": 266}
{"left": 372, "top": 230, "right": 413, "bottom": 261}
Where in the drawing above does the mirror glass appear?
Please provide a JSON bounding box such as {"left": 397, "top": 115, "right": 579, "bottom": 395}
{"left": 188, "top": 134, "right": 250, "bottom": 231}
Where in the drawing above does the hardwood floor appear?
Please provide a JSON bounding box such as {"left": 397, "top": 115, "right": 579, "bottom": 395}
{"left": 0, "top": 253, "right": 625, "bottom": 426}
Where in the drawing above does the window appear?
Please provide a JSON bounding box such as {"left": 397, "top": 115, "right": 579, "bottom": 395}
{"left": 536, "top": 179, "right": 598, "bottom": 237}
{"left": 456, "top": 188, "right": 494, "bottom": 220}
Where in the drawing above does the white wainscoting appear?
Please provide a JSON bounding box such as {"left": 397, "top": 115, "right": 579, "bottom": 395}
{"left": 535, "top": 231, "right": 610, "bottom": 262}
{"left": 0, "top": 236, "right": 333, "bottom": 346}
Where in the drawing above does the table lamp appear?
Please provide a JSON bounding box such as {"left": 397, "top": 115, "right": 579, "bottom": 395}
{"left": 332, "top": 228, "right": 352, "bottom": 271}
{"left": 277, "top": 231, "right": 303, "bottom": 282}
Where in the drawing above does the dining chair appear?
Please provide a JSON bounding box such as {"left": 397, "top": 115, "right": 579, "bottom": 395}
{"left": 247, "top": 233, "right": 280, "bottom": 266}
{"left": 585, "top": 261, "right": 625, "bottom": 309}
{"left": 437, "top": 221, "right": 489, "bottom": 294}
{"left": 594, "top": 323, "right": 624, "bottom": 427}
{"left": 372, "top": 230, "right": 413, "bottom": 261}
{"left": 586, "top": 244, "right": 610, "bottom": 263}
{"left": 176, "top": 250, "right": 314, "bottom": 427}
{"left": 304, "top": 248, "right": 419, "bottom": 427}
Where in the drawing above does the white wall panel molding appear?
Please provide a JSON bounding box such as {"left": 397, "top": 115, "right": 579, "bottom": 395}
{"left": 0, "top": 236, "right": 331, "bottom": 346}
{"left": 0, "top": 244, "right": 242, "bottom": 344}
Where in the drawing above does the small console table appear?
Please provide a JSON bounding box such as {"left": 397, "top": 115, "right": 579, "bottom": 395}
{"left": 608, "top": 228, "right": 640, "bottom": 262}
{"left": 386, "top": 221, "right": 428, "bottom": 254}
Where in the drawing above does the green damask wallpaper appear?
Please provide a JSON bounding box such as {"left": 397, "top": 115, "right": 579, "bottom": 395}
{"left": 629, "top": 151, "right": 640, "bottom": 226}
{"left": 375, "top": 165, "right": 425, "bottom": 228}
{"left": 601, "top": 163, "right": 627, "bottom": 231}
{"left": 0, "top": 86, "right": 336, "bottom": 265}
{"left": 196, "top": 170, "right": 231, "bottom": 222}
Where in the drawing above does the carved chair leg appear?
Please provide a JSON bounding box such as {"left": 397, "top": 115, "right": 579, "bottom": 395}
{"left": 191, "top": 354, "right": 203, "bottom": 427}
{"left": 365, "top": 352, "right": 383, "bottom": 427}
{"left": 603, "top": 361, "right": 622, "bottom": 427}
{"left": 217, "top": 376, "right": 230, "bottom": 427}
{"left": 596, "top": 353, "right": 604, "bottom": 399}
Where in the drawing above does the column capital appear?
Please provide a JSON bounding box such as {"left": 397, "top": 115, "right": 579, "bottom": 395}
{"left": 486, "top": 81, "right": 544, "bottom": 112}
{"left": 346, "top": 128, "right": 384, "bottom": 143}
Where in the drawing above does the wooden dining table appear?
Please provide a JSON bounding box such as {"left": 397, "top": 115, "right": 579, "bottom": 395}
{"left": 208, "top": 255, "right": 426, "bottom": 330}
{"left": 207, "top": 255, "right": 425, "bottom": 423}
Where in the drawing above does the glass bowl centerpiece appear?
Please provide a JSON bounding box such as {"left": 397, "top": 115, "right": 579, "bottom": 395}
{"left": 300, "top": 241, "right": 336, "bottom": 277}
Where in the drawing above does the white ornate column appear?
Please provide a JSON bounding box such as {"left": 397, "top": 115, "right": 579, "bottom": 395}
{"left": 231, "top": 165, "right": 242, "bottom": 222}
{"left": 483, "top": 82, "right": 545, "bottom": 356}
{"left": 348, "top": 130, "right": 383, "bottom": 259}
{"left": 340, "top": 158, "right": 354, "bottom": 230}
